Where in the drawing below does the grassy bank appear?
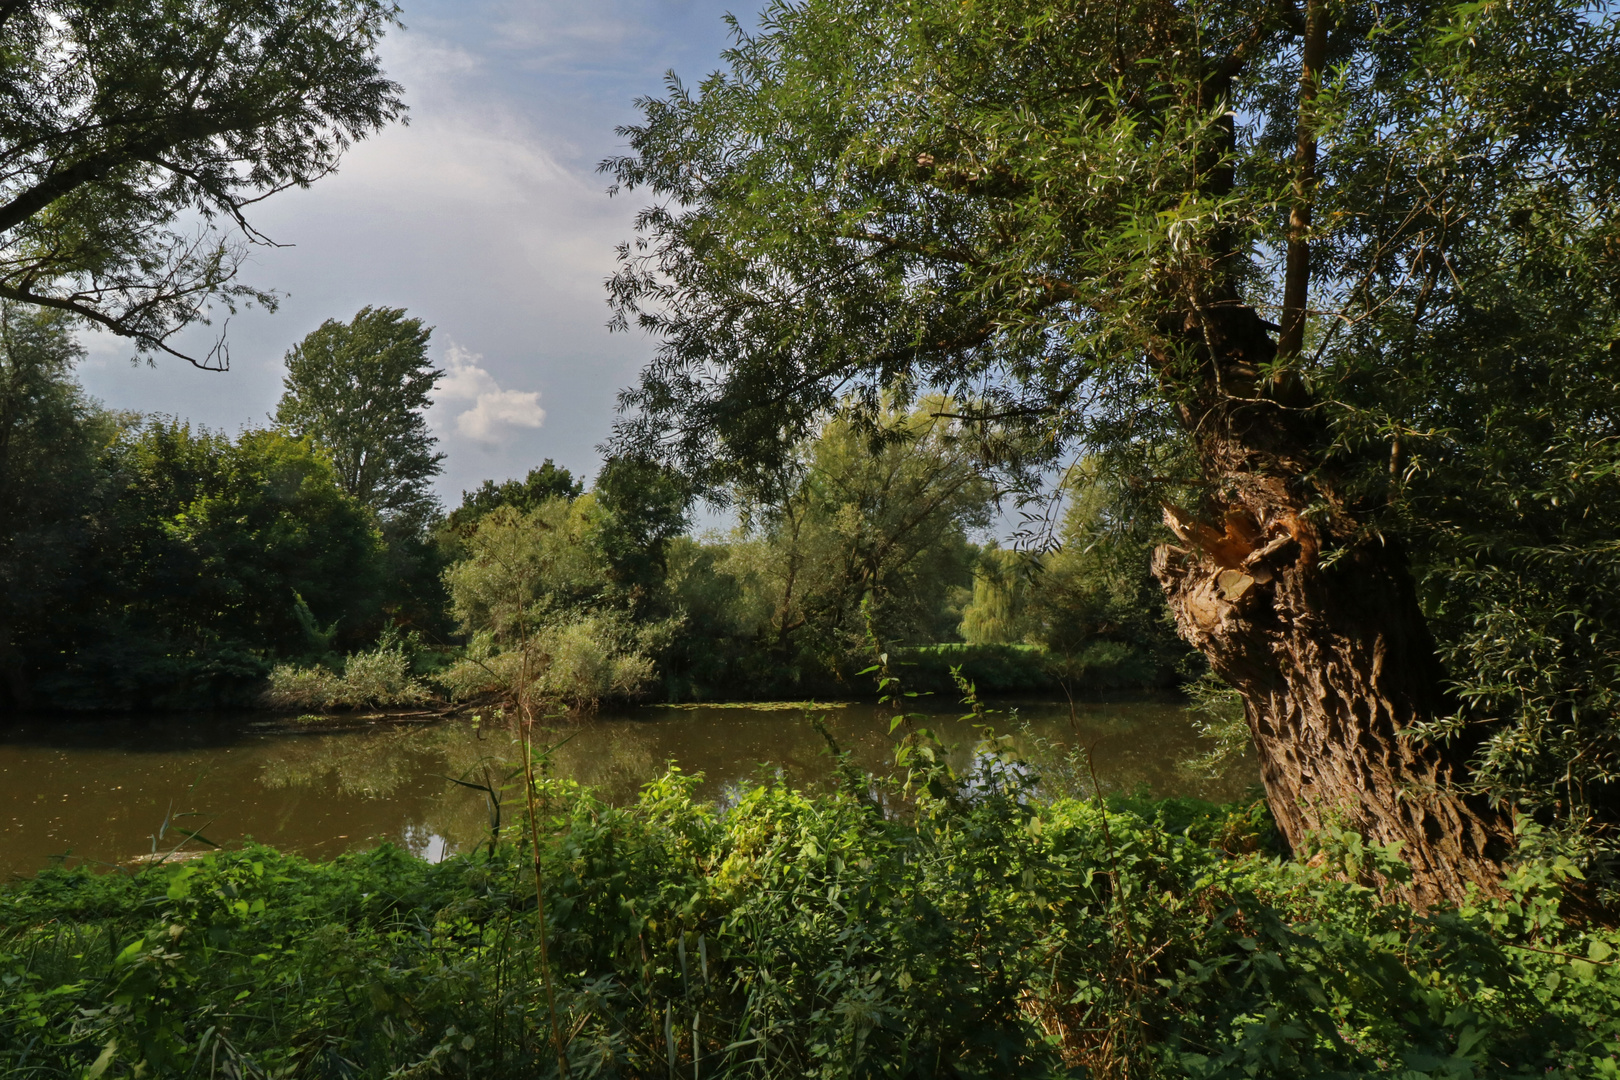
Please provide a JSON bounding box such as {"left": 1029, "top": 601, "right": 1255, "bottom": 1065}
{"left": 259, "top": 639, "right": 1174, "bottom": 719}
{"left": 3, "top": 765, "right": 1617, "bottom": 1078}
{"left": 892, "top": 642, "right": 1170, "bottom": 697}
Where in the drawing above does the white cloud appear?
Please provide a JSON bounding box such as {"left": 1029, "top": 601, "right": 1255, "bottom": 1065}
{"left": 457, "top": 389, "right": 546, "bottom": 442}
{"left": 436, "top": 343, "right": 502, "bottom": 399}
{"left": 435, "top": 343, "right": 546, "bottom": 444}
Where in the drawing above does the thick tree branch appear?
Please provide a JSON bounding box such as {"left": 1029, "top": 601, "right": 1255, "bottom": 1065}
{"left": 1279, "top": 0, "right": 1327, "bottom": 359}
{"left": 0, "top": 281, "right": 229, "bottom": 369}
{"left": 0, "top": 127, "right": 248, "bottom": 239}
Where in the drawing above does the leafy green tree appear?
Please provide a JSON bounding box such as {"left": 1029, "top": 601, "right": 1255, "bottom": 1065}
{"left": 443, "top": 460, "right": 583, "bottom": 536}
{"left": 275, "top": 306, "right": 448, "bottom": 636}
{"left": 443, "top": 499, "right": 608, "bottom": 646}
{"left": 603, "top": 0, "right": 1620, "bottom": 901}
{"left": 1389, "top": 236, "right": 1620, "bottom": 870}
{"left": 172, "top": 429, "right": 387, "bottom": 649}
{"left": 275, "top": 307, "right": 443, "bottom": 526}
{"left": 721, "top": 399, "right": 991, "bottom": 682}
{"left": 586, "top": 456, "right": 692, "bottom": 610}
{"left": 0, "top": 303, "right": 109, "bottom": 708}
{"left": 438, "top": 499, "right": 664, "bottom": 710}
{"left": 44, "top": 422, "right": 387, "bottom": 709}
{"left": 0, "top": 1, "right": 404, "bottom": 365}
{"left": 958, "top": 545, "right": 1030, "bottom": 647}
{"left": 658, "top": 535, "right": 762, "bottom": 698}
{"left": 1021, "top": 465, "right": 1193, "bottom": 681}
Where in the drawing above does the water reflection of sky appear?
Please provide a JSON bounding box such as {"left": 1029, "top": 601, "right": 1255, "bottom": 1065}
{"left": 0, "top": 701, "right": 1256, "bottom": 878}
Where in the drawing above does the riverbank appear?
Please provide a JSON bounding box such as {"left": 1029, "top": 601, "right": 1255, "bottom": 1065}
{"left": 3, "top": 772, "right": 1616, "bottom": 1078}
{"left": 0, "top": 699, "right": 1254, "bottom": 880}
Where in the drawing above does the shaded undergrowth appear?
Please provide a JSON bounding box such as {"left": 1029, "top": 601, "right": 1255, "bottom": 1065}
{"left": 2, "top": 753, "right": 1618, "bottom": 1078}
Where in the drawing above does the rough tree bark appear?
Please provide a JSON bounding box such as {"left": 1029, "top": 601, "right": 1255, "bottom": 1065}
{"left": 1133, "top": 4, "right": 1513, "bottom": 908}
{"left": 1149, "top": 307, "right": 1511, "bottom": 908}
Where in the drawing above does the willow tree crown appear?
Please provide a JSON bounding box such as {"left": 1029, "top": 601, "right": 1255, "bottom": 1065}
{"left": 602, "top": 0, "right": 1618, "bottom": 497}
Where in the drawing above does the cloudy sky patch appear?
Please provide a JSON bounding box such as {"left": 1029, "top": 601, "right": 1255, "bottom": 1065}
{"left": 434, "top": 343, "right": 547, "bottom": 445}
{"left": 72, "top": 0, "right": 742, "bottom": 505}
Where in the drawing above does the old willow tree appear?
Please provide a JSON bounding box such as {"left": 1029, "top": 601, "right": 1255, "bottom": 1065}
{"left": 603, "top": 0, "right": 1620, "bottom": 903}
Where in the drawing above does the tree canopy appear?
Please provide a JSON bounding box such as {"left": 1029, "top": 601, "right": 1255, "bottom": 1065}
{"left": 726, "top": 398, "right": 991, "bottom": 659}
{"left": 605, "top": 0, "right": 1617, "bottom": 481}
{"left": 443, "top": 460, "right": 584, "bottom": 536}
{"left": 0, "top": 302, "right": 102, "bottom": 705}
{"left": 603, "top": 0, "right": 1620, "bottom": 901}
{"left": 0, "top": 0, "right": 404, "bottom": 365}
{"left": 275, "top": 306, "right": 444, "bottom": 527}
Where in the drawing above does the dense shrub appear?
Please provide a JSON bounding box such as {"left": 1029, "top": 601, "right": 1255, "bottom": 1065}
{"left": 263, "top": 638, "right": 432, "bottom": 711}
{"left": 437, "top": 612, "right": 663, "bottom": 712}
{"left": 2, "top": 760, "right": 1616, "bottom": 1078}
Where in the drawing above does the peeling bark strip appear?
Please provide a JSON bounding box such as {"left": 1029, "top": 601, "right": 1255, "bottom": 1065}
{"left": 1152, "top": 475, "right": 1510, "bottom": 908}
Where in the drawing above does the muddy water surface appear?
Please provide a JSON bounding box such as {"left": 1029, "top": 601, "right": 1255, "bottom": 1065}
{"left": 1, "top": 699, "right": 1257, "bottom": 879}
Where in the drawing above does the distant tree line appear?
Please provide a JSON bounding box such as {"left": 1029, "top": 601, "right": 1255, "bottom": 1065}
{"left": 421, "top": 397, "right": 1189, "bottom": 709}
{"left": 0, "top": 306, "right": 441, "bottom": 708}
{"left": 0, "top": 301, "right": 1181, "bottom": 712}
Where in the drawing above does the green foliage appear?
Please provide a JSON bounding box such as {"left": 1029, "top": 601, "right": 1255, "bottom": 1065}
{"left": 1264, "top": 0, "right": 1620, "bottom": 876}
{"left": 31, "top": 421, "right": 388, "bottom": 709}
{"left": 1024, "top": 465, "right": 1189, "bottom": 676}
{"left": 679, "top": 399, "right": 990, "bottom": 695}
{"left": 1181, "top": 671, "right": 1252, "bottom": 779}
{"left": 274, "top": 307, "right": 452, "bottom": 639}
{"left": 428, "top": 401, "right": 999, "bottom": 704}
{"left": 264, "top": 629, "right": 432, "bottom": 711}
{"left": 892, "top": 643, "right": 1054, "bottom": 695}
{"left": 954, "top": 465, "right": 1192, "bottom": 692}
{"left": 164, "top": 429, "right": 385, "bottom": 645}
{"left": 603, "top": 0, "right": 1619, "bottom": 502}
{"left": 438, "top": 611, "right": 663, "bottom": 712}
{"left": 601, "top": 0, "right": 1246, "bottom": 477}
{"left": 0, "top": 0, "right": 404, "bottom": 361}
{"left": 1365, "top": 225, "right": 1620, "bottom": 870}
{"left": 439, "top": 500, "right": 668, "bottom": 711}
{"left": 443, "top": 500, "right": 608, "bottom": 644}
{"left": 276, "top": 306, "right": 444, "bottom": 527}
{"left": 598, "top": 0, "right": 1620, "bottom": 862}
{"left": 0, "top": 303, "right": 108, "bottom": 709}
{"left": 3, "top": 770, "right": 1617, "bottom": 1078}
{"left": 959, "top": 544, "right": 1031, "bottom": 646}
{"left": 442, "top": 460, "right": 584, "bottom": 538}
{"left": 589, "top": 455, "right": 693, "bottom": 608}
{"left": 427, "top": 404, "right": 1173, "bottom": 703}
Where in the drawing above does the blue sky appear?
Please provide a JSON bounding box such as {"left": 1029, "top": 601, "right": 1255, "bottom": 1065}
{"left": 76, "top": 0, "right": 746, "bottom": 505}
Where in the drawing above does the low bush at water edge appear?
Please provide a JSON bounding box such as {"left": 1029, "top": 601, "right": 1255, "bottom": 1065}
{"left": 895, "top": 640, "right": 1171, "bottom": 695}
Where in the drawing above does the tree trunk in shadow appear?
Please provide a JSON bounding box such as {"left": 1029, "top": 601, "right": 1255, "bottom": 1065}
{"left": 1150, "top": 306, "right": 1511, "bottom": 908}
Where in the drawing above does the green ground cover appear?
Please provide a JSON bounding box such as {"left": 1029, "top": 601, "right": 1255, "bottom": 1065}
{"left": 3, "top": 758, "right": 1617, "bottom": 1079}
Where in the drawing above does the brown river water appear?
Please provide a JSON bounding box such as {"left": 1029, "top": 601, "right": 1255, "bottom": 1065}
{"left": 0, "top": 699, "right": 1257, "bottom": 880}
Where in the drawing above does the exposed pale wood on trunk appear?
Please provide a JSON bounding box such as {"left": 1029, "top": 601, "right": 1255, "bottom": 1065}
{"left": 1149, "top": 307, "right": 1510, "bottom": 908}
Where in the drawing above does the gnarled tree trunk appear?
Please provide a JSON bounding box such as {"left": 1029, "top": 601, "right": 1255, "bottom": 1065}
{"left": 1150, "top": 307, "right": 1510, "bottom": 908}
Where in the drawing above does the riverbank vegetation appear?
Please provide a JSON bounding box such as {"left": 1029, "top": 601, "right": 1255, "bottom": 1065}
{"left": 4, "top": 741, "right": 1617, "bottom": 1078}
{"left": 594, "top": 0, "right": 1620, "bottom": 905}
{"left": 0, "top": 0, "right": 1617, "bottom": 1057}
{"left": 1, "top": 311, "right": 1187, "bottom": 713}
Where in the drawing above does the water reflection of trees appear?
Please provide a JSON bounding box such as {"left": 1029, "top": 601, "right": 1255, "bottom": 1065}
{"left": 259, "top": 727, "right": 428, "bottom": 797}
{"left": 254, "top": 719, "right": 678, "bottom": 857}
{"left": 252, "top": 704, "right": 1258, "bottom": 858}
{"left": 257, "top": 724, "right": 521, "bottom": 856}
